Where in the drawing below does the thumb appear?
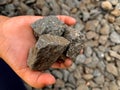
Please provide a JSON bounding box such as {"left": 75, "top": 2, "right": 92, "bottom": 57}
{"left": 15, "top": 67, "right": 55, "bottom": 88}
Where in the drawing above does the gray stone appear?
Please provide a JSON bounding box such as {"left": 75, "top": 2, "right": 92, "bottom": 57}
{"left": 25, "top": 0, "right": 35, "bottom": 4}
{"left": 52, "top": 70, "right": 63, "bottom": 79}
{"left": 66, "top": 42, "right": 84, "bottom": 61}
{"left": 104, "top": 72, "right": 115, "bottom": 81}
{"left": 82, "top": 11, "right": 90, "bottom": 21}
{"left": 63, "top": 27, "right": 85, "bottom": 60}
{"left": 54, "top": 79, "right": 65, "bottom": 88}
{"left": 89, "top": 81, "right": 98, "bottom": 88}
{"left": 94, "top": 75, "right": 105, "bottom": 85}
{"left": 109, "top": 82, "right": 119, "bottom": 90}
{"left": 106, "top": 63, "right": 118, "bottom": 76}
{"left": 85, "top": 20, "right": 99, "bottom": 31}
{"left": 68, "top": 63, "right": 77, "bottom": 72}
{"left": 48, "top": 0, "right": 61, "bottom": 14}
{"left": 76, "top": 79, "right": 86, "bottom": 87}
{"left": 110, "top": 31, "right": 120, "bottom": 44}
{"left": 86, "top": 31, "right": 99, "bottom": 40}
{"left": 65, "top": 83, "right": 75, "bottom": 89}
{"left": 27, "top": 34, "right": 70, "bottom": 71}
{"left": 99, "top": 35, "right": 108, "bottom": 45}
{"left": 82, "top": 74, "right": 93, "bottom": 80}
{"left": 93, "top": 69, "right": 101, "bottom": 77}
{"left": 84, "top": 46, "right": 93, "bottom": 57}
{"left": 102, "top": 86, "right": 109, "bottom": 90}
{"left": 97, "top": 61, "right": 106, "bottom": 71}
{"left": 76, "top": 84, "right": 89, "bottom": 90}
{"left": 109, "top": 0, "right": 118, "bottom": 5}
{"left": 74, "top": 23, "right": 84, "bottom": 31}
{"left": 5, "top": 4, "right": 15, "bottom": 16}
{"left": 62, "top": 70, "right": 70, "bottom": 82}
{"left": 95, "top": 50, "right": 105, "bottom": 59}
{"left": 109, "top": 50, "right": 120, "bottom": 60}
{"left": 115, "top": 3, "right": 120, "bottom": 9}
{"left": 68, "top": 74, "right": 76, "bottom": 85}
{"left": 73, "top": 68, "right": 81, "bottom": 79}
{"left": 75, "top": 54, "right": 86, "bottom": 64}
{"left": 36, "top": 0, "right": 45, "bottom": 9}
{"left": 86, "top": 53, "right": 99, "bottom": 68}
{"left": 31, "top": 16, "right": 65, "bottom": 38}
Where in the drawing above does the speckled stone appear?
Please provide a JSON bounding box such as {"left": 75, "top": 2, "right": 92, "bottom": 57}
{"left": 27, "top": 34, "right": 70, "bottom": 71}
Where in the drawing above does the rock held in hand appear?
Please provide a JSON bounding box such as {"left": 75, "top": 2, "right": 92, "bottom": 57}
{"left": 27, "top": 34, "right": 70, "bottom": 71}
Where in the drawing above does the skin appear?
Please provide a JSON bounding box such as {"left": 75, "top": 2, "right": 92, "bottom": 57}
{"left": 0, "top": 15, "right": 76, "bottom": 88}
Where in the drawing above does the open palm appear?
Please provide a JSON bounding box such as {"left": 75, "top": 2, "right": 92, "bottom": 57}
{"left": 0, "top": 15, "right": 76, "bottom": 88}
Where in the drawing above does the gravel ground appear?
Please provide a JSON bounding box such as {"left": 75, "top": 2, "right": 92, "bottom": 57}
{"left": 1, "top": 0, "right": 120, "bottom": 90}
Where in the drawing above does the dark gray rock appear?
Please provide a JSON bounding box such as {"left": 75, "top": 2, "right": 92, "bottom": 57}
{"left": 52, "top": 70, "right": 63, "bottom": 79}
{"left": 62, "top": 70, "right": 70, "bottom": 82}
{"left": 28, "top": 16, "right": 85, "bottom": 70}
{"left": 63, "top": 27, "right": 85, "bottom": 60}
{"left": 27, "top": 34, "right": 70, "bottom": 71}
{"left": 31, "top": 16, "right": 65, "bottom": 38}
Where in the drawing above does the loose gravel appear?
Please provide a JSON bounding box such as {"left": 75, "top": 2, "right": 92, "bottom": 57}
{"left": 1, "top": 0, "right": 120, "bottom": 90}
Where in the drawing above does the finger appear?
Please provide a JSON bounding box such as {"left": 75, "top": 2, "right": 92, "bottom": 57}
{"left": 15, "top": 67, "right": 55, "bottom": 88}
{"left": 51, "top": 58, "right": 72, "bottom": 69}
{"left": 16, "top": 15, "right": 76, "bottom": 26}
{"left": 57, "top": 15, "right": 76, "bottom": 25}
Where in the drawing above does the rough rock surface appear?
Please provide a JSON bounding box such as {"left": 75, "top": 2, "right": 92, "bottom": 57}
{"left": 31, "top": 16, "right": 65, "bottom": 38}
{"left": 27, "top": 34, "right": 70, "bottom": 71}
{"left": 28, "top": 16, "right": 85, "bottom": 71}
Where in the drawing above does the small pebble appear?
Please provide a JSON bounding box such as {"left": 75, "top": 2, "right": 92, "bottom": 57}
{"left": 52, "top": 70, "right": 63, "bottom": 79}
{"left": 83, "top": 74, "right": 94, "bottom": 80}
{"left": 68, "top": 63, "right": 77, "bottom": 72}
{"left": 94, "top": 75, "right": 105, "bottom": 84}
{"left": 109, "top": 82, "right": 119, "bottom": 90}
{"left": 100, "top": 24, "right": 110, "bottom": 35}
{"left": 99, "top": 35, "right": 108, "bottom": 45}
{"left": 107, "top": 15, "right": 115, "bottom": 23}
{"left": 109, "top": 50, "right": 120, "bottom": 60}
{"left": 73, "top": 68, "right": 82, "bottom": 79}
{"left": 84, "top": 46, "right": 93, "bottom": 57}
{"left": 85, "top": 20, "right": 99, "bottom": 31}
{"left": 54, "top": 79, "right": 65, "bottom": 88}
{"left": 76, "top": 84, "right": 89, "bottom": 90}
{"left": 75, "top": 54, "right": 86, "bottom": 64}
{"left": 93, "top": 69, "right": 101, "bottom": 77}
{"left": 111, "top": 9, "right": 120, "bottom": 17}
{"left": 109, "top": 0, "right": 118, "bottom": 5}
{"left": 110, "top": 31, "right": 120, "bottom": 44}
{"left": 106, "top": 63, "right": 118, "bottom": 76}
{"left": 101, "top": 1, "right": 113, "bottom": 10}
{"left": 68, "top": 74, "right": 76, "bottom": 85}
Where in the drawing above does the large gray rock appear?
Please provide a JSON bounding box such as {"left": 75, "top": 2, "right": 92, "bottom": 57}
{"left": 31, "top": 16, "right": 65, "bottom": 38}
{"left": 27, "top": 16, "right": 85, "bottom": 71}
{"left": 27, "top": 34, "right": 70, "bottom": 71}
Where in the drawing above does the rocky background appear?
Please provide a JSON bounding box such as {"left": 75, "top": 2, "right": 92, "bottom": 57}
{"left": 1, "top": 0, "right": 120, "bottom": 90}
